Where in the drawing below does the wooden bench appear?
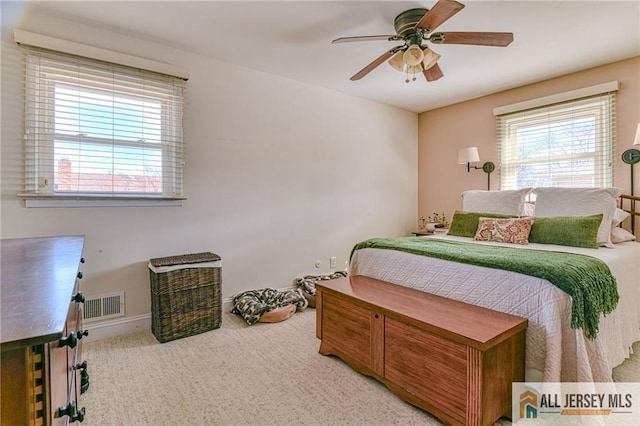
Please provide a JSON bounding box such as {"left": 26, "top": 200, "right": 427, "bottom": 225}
{"left": 316, "top": 275, "right": 527, "bottom": 426}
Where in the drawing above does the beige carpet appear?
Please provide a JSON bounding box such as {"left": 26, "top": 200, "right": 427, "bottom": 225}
{"left": 81, "top": 308, "right": 640, "bottom": 426}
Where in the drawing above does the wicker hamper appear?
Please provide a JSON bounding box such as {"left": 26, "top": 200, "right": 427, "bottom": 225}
{"left": 149, "top": 252, "right": 222, "bottom": 343}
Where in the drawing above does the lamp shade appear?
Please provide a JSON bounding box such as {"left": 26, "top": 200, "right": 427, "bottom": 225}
{"left": 634, "top": 123, "right": 640, "bottom": 146}
{"left": 458, "top": 147, "right": 480, "bottom": 164}
{"left": 388, "top": 51, "right": 405, "bottom": 72}
{"left": 422, "top": 48, "right": 441, "bottom": 71}
{"left": 403, "top": 44, "right": 424, "bottom": 66}
{"left": 406, "top": 64, "right": 422, "bottom": 74}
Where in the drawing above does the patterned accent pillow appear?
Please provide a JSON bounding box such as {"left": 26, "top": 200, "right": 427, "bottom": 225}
{"left": 473, "top": 217, "right": 534, "bottom": 245}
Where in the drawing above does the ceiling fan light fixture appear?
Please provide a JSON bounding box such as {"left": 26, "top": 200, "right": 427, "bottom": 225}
{"left": 422, "top": 48, "right": 441, "bottom": 70}
{"left": 402, "top": 44, "right": 424, "bottom": 66}
{"left": 336, "top": 2, "right": 514, "bottom": 83}
{"left": 388, "top": 51, "right": 406, "bottom": 72}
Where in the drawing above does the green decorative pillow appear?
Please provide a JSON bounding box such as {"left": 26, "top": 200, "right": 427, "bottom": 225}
{"left": 528, "top": 214, "right": 603, "bottom": 249}
{"left": 448, "top": 211, "right": 518, "bottom": 238}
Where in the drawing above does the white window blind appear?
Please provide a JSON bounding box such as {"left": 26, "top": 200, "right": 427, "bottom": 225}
{"left": 496, "top": 92, "right": 616, "bottom": 190}
{"left": 21, "top": 46, "right": 186, "bottom": 200}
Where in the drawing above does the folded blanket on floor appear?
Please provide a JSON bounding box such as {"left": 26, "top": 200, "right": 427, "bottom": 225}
{"left": 231, "top": 288, "right": 308, "bottom": 325}
{"left": 295, "top": 271, "right": 348, "bottom": 297}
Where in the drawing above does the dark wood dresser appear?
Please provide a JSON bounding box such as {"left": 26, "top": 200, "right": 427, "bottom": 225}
{"left": 1, "top": 236, "right": 89, "bottom": 425}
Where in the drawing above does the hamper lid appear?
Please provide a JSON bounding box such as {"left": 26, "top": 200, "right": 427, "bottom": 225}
{"left": 150, "top": 252, "right": 221, "bottom": 267}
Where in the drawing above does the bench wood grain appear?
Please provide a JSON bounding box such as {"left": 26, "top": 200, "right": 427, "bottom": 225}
{"left": 316, "top": 275, "right": 527, "bottom": 426}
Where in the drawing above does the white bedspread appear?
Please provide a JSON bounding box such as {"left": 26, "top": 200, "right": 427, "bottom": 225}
{"left": 349, "top": 234, "right": 640, "bottom": 382}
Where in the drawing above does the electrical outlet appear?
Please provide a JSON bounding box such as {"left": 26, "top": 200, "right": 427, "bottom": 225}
{"left": 330, "top": 256, "right": 337, "bottom": 268}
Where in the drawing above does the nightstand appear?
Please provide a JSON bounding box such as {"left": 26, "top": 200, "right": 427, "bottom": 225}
{"left": 412, "top": 229, "right": 449, "bottom": 236}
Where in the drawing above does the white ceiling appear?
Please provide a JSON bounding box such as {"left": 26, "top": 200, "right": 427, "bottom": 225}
{"left": 23, "top": 1, "right": 640, "bottom": 113}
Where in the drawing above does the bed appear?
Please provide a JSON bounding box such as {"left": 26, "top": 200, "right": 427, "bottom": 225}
{"left": 349, "top": 188, "right": 640, "bottom": 383}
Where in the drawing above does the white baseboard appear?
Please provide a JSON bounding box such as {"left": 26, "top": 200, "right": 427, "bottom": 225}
{"left": 84, "top": 297, "right": 236, "bottom": 342}
{"left": 84, "top": 289, "right": 295, "bottom": 342}
{"left": 222, "top": 298, "right": 233, "bottom": 313}
{"left": 83, "top": 313, "right": 151, "bottom": 342}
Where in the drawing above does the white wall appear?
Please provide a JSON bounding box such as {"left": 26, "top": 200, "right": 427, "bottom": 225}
{"left": 1, "top": 6, "right": 417, "bottom": 321}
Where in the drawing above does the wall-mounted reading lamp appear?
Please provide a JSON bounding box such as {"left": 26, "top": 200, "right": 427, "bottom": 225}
{"left": 458, "top": 147, "right": 495, "bottom": 190}
{"left": 621, "top": 123, "right": 640, "bottom": 195}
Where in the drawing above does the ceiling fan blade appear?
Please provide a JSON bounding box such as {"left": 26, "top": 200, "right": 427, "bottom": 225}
{"left": 415, "top": 0, "right": 465, "bottom": 32}
{"left": 430, "top": 32, "right": 514, "bottom": 46}
{"left": 423, "top": 63, "right": 444, "bottom": 82}
{"left": 350, "top": 48, "right": 399, "bottom": 81}
{"left": 332, "top": 35, "right": 401, "bottom": 44}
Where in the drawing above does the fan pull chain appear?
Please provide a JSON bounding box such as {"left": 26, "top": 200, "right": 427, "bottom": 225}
{"left": 405, "top": 68, "right": 417, "bottom": 83}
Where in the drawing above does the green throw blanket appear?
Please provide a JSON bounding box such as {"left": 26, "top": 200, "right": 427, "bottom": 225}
{"left": 351, "top": 237, "right": 619, "bottom": 339}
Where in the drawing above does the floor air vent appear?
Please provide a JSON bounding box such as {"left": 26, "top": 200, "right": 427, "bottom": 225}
{"left": 83, "top": 291, "right": 125, "bottom": 322}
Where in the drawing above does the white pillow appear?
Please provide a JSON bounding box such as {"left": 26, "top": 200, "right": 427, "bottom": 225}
{"left": 522, "top": 202, "right": 535, "bottom": 217}
{"left": 611, "top": 227, "right": 636, "bottom": 243}
{"left": 462, "top": 189, "right": 531, "bottom": 216}
{"left": 611, "top": 207, "right": 631, "bottom": 227}
{"left": 533, "top": 187, "right": 621, "bottom": 246}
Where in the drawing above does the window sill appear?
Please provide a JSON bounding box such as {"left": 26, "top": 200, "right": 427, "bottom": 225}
{"left": 18, "top": 194, "right": 185, "bottom": 208}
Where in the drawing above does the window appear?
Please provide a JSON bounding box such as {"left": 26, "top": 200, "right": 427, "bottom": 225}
{"left": 22, "top": 47, "right": 186, "bottom": 201}
{"left": 495, "top": 85, "right": 616, "bottom": 190}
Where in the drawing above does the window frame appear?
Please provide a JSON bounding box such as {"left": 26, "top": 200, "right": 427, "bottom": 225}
{"left": 19, "top": 45, "right": 187, "bottom": 207}
{"left": 495, "top": 83, "right": 617, "bottom": 191}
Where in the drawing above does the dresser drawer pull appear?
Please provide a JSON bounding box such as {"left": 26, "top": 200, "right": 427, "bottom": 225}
{"left": 81, "top": 257, "right": 85, "bottom": 263}
{"left": 57, "top": 402, "right": 85, "bottom": 423}
{"left": 73, "top": 359, "right": 91, "bottom": 394}
{"left": 71, "top": 292, "right": 85, "bottom": 303}
{"left": 77, "top": 271, "right": 83, "bottom": 279}
{"left": 59, "top": 332, "right": 77, "bottom": 349}
{"left": 81, "top": 363, "right": 90, "bottom": 394}
{"left": 77, "top": 330, "right": 89, "bottom": 339}
{"left": 72, "top": 407, "right": 86, "bottom": 423}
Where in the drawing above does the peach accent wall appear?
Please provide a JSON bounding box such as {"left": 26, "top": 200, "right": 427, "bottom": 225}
{"left": 418, "top": 56, "right": 640, "bottom": 227}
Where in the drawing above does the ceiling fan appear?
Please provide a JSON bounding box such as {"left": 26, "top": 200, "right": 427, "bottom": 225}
{"left": 332, "top": 0, "right": 513, "bottom": 83}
